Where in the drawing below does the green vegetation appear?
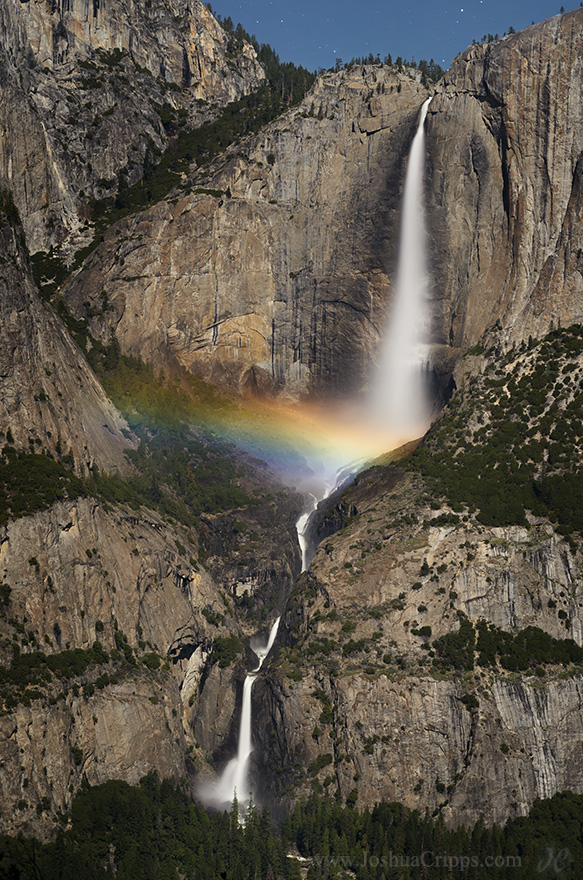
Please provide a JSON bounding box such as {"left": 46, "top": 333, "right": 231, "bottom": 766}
{"left": 83, "top": 339, "right": 262, "bottom": 527}
{"left": 0, "top": 642, "right": 110, "bottom": 710}
{"left": 0, "top": 773, "right": 299, "bottom": 879}
{"left": 83, "top": 27, "right": 315, "bottom": 238}
{"left": 410, "top": 324, "right": 583, "bottom": 532}
{"left": 3, "top": 778, "right": 583, "bottom": 878}
{"left": 340, "top": 53, "right": 444, "bottom": 83}
{"left": 460, "top": 692, "right": 479, "bottom": 711}
{"left": 30, "top": 250, "right": 70, "bottom": 299}
{"left": 432, "top": 619, "right": 476, "bottom": 671}
{"left": 213, "top": 636, "right": 245, "bottom": 667}
{"left": 89, "top": 431, "right": 257, "bottom": 528}
{"left": 431, "top": 619, "right": 583, "bottom": 674}
{"left": 0, "top": 187, "right": 20, "bottom": 224}
{"left": 0, "top": 324, "right": 263, "bottom": 531}
{"left": 286, "top": 790, "right": 583, "bottom": 878}
{"left": 308, "top": 753, "right": 333, "bottom": 775}
{"left": 0, "top": 447, "right": 86, "bottom": 526}
{"left": 476, "top": 622, "right": 583, "bottom": 671}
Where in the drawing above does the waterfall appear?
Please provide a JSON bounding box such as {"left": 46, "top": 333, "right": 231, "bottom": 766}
{"left": 199, "top": 616, "right": 280, "bottom": 811}
{"left": 199, "top": 97, "right": 434, "bottom": 815}
{"left": 295, "top": 458, "right": 363, "bottom": 571}
{"left": 370, "top": 96, "right": 433, "bottom": 438}
{"left": 296, "top": 494, "right": 318, "bottom": 572}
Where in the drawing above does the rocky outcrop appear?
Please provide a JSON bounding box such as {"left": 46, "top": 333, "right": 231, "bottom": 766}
{"left": 252, "top": 463, "right": 583, "bottom": 826}
{"left": 0, "top": 497, "right": 222, "bottom": 656}
{"left": 256, "top": 667, "right": 583, "bottom": 828}
{"left": 0, "top": 668, "right": 187, "bottom": 839}
{"left": 3, "top": 2, "right": 583, "bottom": 838}
{"left": 0, "top": 0, "right": 264, "bottom": 252}
{"left": 427, "top": 9, "right": 583, "bottom": 355}
{"left": 0, "top": 486, "right": 296, "bottom": 834}
{"left": 0, "top": 495, "right": 212, "bottom": 835}
{"left": 64, "top": 66, "right": 430, "bottom": 396}
{"left": 0, "top": 203, "right": 132, "bottom": 474}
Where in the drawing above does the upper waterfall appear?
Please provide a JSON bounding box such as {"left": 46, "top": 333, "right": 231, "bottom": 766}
{"left": 370, "top": 96, "right": 433, "bottom": 439}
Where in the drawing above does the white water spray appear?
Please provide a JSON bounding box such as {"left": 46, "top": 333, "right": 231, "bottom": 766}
{"left": 199, "top": 616, "right": 280, "bottom": 811}
{"left": 295, "top": 458, "right": 365, "bottom": 572}
{"left": 370, "top": 97, "right": 433, "bottom": 438}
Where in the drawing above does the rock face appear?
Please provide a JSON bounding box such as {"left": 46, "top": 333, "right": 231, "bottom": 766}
{"left": 0, "top": 0, "right": 264, "bottom": 252}
{"left": 64, "top": 66, "right": 430, "bottom": 396}
{"left": 0, "top": 203, "right": 132, "bottom": 474}
{"left": 253, "top": 464, "right": 583, "bottom": 827}
{"left": 0, "top": 669, "right": 187, "bottom": 838}
{"left": 427, "top": 9, "right": 583, "bottom": 355}
{"left": 0, "top": 192, "right": 303, "bottom": 837}
{"left": 3, "top": 2, "right": 583, "bottom": 838}
{"left": 0, "top": 472, "right": 301, "bottom": 835}
{"left": 0, "top": 495, "right": 209, "bottom": 836}
{"left": 66, "top": 11, "right": 583, "bottom": 399}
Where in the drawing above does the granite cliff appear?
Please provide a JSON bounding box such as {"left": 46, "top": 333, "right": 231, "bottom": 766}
{"left": 0, "top": 0, "right": 264, "bottom": 253}
{"left": 251, "top": 318, "right": 583, "bottom": 826}
{"left": 0, "top": 196, "right": 132, "bottom": 474}
{"left": 64, "top": 65, "right": 429, "bottom": 396}
{"left": 0, "top": 196, "right": 302, "bottom": 836}
{"left": 255, "top": 467, "right": 583, "bottom": 827}
{"left": 63, "top": 9, "right": 583, "bottom": 400}
{"left": 426, "top": 9, "right": 583, "bottom": 358}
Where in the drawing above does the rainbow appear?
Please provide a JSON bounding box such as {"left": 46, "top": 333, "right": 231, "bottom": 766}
{"left": 195, "top": 391, "right": 426, "bottom": 490}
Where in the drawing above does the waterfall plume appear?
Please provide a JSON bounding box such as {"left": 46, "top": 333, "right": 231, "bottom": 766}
{"left": 369, "top": 96, "right": 433, "bottom": 439}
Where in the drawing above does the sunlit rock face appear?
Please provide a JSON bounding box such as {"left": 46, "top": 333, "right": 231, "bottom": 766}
{"left": 0, "top": 463, "right": 302, "bottom": 837}
{"left": 252, "top": 465, "right": 583, "bottom": 828}
{"left": 0, "top": 0, "right": 264, "bottom": 253}
{"left": 0, "top": 209, "right": 132, "bottom": 474}
{"left": 427, "top": 8, "right": 583, "bottom": 357}
{"left": 64, "top": 67, "right": 430, "bottom": 397}
{"left": 67, "top": 10, "right": 583, "bottom": 400}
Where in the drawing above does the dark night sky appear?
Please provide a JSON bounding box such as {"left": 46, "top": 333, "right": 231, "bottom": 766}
{"left": 209, "top": 0, "right": 575, "bottom": 71}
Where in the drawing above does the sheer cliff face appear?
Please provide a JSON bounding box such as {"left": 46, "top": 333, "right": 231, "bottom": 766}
{"left": 3, "top": 4, "right": 583, "bottom": 838}
{"left": 253, "top": 466, "right": 583, "bottom": 828}
{"left": 66, "top": 10, "right": 583, "bottom": 398}
{"left": 0, "top": 196, "right": 303, "bottom": 836}
{"left": 0, "top": 209, "right": 132, "bottom": 474}
{"left": 0, "top": 0, "right": 264, "bottom": 253}
{"left": 65, "top": 67, "right": 430, "bottom": 396}
{"left": 0, "top": 463, "right": 301, "bottom": 837}
{"left": 427, "top": 9, "right": 583, "bottom": 354}
{"left": 0, "top": 498, "right": 197, "bottom": 836}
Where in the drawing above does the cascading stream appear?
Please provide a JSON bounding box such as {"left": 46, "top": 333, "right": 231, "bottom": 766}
{"left": 369, "top": 96, "right": 433, "bottom": 438}
{"left": 295, "top": 458, "right": 365, "bottom": 572}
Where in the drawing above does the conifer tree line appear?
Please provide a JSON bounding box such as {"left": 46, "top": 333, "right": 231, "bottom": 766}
{"left": 207, "top": 2, "right": 445, "bottom": 84}
{"left": 1, "top": 774, "right": 582, "bottom": 878}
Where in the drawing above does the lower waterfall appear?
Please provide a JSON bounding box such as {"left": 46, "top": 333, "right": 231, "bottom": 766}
{"left": 199, "top": 616, "right": 280, "bottom": 811}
